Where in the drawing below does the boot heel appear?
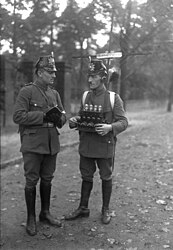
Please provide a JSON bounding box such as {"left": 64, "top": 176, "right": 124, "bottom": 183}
{"left": 82, "top": 210, "right": 90, "bottom": 217}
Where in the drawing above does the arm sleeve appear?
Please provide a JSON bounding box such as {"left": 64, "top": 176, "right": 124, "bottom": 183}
{"left": 13, "top": 87, "right": 44, "bottom": 125}
{"left": 111, "top": 94, "right": 128, "bottom": 136}
{"left": 55, "top": 91, "right": 67, "bottom": 127}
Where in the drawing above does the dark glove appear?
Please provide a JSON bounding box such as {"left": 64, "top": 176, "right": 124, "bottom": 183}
{"left": 44, "top": 113, "right": 61, "bottom": 125}
{"left": 56, "top": 114, "right": 67, "bottom": 128}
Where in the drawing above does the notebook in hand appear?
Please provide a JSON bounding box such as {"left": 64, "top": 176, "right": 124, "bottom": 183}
{"left": 46, "top": 106, "right": 62, "bottom": 117}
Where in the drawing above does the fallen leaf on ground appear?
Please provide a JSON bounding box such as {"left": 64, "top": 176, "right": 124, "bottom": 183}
{"left": 156, "top": 200, "right": 167, "bottom": 205}
{"left": 107, "top": 238, "right": 116, "bottom": 244}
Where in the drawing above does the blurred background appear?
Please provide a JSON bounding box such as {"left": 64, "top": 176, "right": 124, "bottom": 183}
{"left": 1, "top": 0, "right": 173, "bottom": 127}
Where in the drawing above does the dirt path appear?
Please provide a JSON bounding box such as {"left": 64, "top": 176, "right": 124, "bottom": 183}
{"left": 1, "top": 107, "right": 173, "bottom": 250}
{"left": 1, "top": 123, "right": 79, "bottom": 164}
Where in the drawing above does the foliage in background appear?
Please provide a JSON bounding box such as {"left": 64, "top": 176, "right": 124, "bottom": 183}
{"left": 1, "top": 0, "right": 173, "bottom": 109}
{"left": 96, "top": 0, "right": 173, "bottom": 107}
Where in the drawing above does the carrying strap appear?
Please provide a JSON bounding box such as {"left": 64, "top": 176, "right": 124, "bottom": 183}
{"left": 82, "top": 91, "right": 89, "bottom": 107}
{"left": 82, "top": 90, "right": 115, "bottom": 110}
{"left": 108, "top": 91, "right": 115, "bottom": 110}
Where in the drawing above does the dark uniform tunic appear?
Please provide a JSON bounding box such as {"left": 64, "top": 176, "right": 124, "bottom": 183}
{"left": 13, "top": 82, "right": 66, "bottom": 187}
{"left": 78, "top": 86, "right": 128, "bottom": 182}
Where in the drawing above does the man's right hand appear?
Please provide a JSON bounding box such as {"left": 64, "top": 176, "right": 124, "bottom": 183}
{"left": 69, "top": 116, "right": 80, "bottom": 129}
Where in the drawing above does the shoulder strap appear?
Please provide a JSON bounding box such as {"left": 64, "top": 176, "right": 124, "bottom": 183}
{"left": 24, "top": 82, "right": 33, "bottom": 87}
{"left": 82, "top": 91, "right": 89, "bottom": 106}
{"left": 108, "top": 91, "right": 115, "bottom": 110}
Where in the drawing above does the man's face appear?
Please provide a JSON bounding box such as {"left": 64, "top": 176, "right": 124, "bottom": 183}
{"left": 88, "top": 74, "right": 102, "bottom": 90}
{"left": 40, "top": 69, "right": 56, "bottom": 85}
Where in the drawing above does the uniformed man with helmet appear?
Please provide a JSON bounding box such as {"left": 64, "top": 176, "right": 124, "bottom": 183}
{"left": 13, "top": 54, "right": 66, "bottom": 236}
{"left": 64, "top": 59, "right": 128, "bottom": 224}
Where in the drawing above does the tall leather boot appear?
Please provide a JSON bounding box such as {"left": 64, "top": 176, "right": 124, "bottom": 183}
{"left": 25, "top": 187, "right": 37, "bottom": 236}
{"left": 39, "top": 181, "right": 61, "bottom": 227}
{"left": 64, "top": 180, "right": 93, "bottom": 220}
{"left": 101, "top": 179, "right": 112, "bottom": 224}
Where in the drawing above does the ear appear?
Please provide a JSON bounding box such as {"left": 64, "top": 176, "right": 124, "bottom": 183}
{"left": 101, "top": 76, "right": 107, "bottom": 81}
{"left": 37, "top": 69, "right": 43, "bottom": 77}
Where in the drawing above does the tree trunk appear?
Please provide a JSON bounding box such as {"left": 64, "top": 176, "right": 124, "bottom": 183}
{"left": 120, "top": 56, "right": 127, "bottom": 110}
{"left": 50, "top": 0, "right": 55, "bottom": 53}
{"left": 78, "top": 41, "right": 85, "bottom": 91}
{"left": 119, "top": 30, "right": 129, "bottom": 110}
{"left": 119, "top": 0, "right": 132, "bottom": 110}
{"left": 167, "top": 77, "right": 173, "bottom": 112}
{"left": 12, "top": 0, "right": 18, "bottom": 103}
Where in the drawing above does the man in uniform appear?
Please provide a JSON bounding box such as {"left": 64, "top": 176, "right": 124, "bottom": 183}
{"left": 64, "top": 59, "right": 128, "bottom": 224}
{"left": 13, "top": 54, "right": 66, "bottom": 236}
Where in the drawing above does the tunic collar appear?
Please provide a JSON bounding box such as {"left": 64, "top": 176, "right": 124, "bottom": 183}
{"left": 34, "top": 80, "right": 48, "bottom": 91}
{"left": 92, "top": 85, "right": 106, "bottom": 96}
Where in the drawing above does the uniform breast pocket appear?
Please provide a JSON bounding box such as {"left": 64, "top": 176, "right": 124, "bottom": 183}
{"left": 30, "top": 100, "right": 45, "bottom": 111}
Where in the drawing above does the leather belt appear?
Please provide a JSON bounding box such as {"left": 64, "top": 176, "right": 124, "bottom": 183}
{"left": 42, "top": 122, "right": 54, "bottom": 128}
{"left": 26, "top": 122, "right": 55, "bottom": 129}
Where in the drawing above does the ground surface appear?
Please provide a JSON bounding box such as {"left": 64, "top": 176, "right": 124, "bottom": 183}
{"left": 1, "top": 102, "right": 173, "bottom": 250}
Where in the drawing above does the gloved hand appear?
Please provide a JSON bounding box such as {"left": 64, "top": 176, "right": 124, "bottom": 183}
{"left": 44, "top": 113, "right": 61, "bottom": 125}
